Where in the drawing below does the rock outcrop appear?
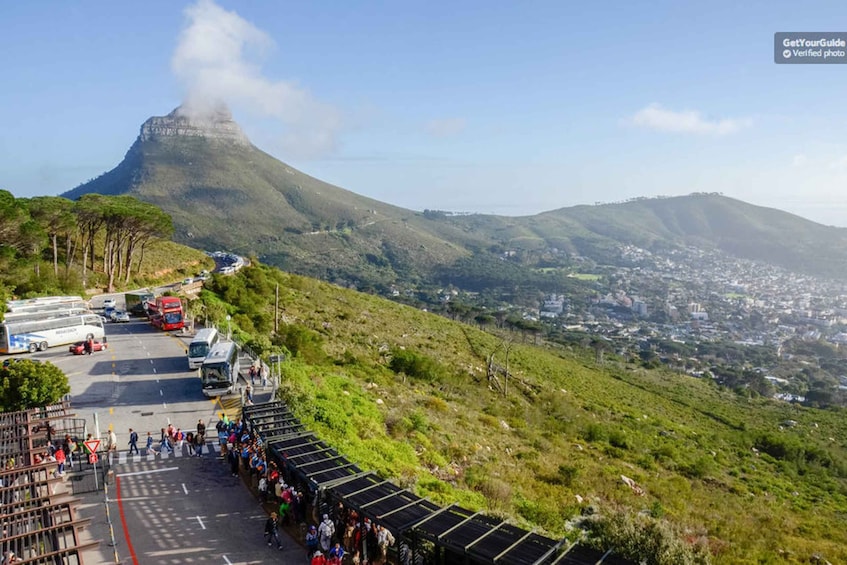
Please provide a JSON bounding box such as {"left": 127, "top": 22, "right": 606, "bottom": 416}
{"left": 139, "top": 105, "right": 250, "bottom": 146}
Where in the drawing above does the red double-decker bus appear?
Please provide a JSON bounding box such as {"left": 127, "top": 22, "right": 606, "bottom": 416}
{"left": 150, "top": 296, "right": 184, "bottom": 331}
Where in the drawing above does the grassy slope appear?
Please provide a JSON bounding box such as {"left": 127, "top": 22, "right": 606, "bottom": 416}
{"left": 212, "top": 265, "right": 847, "bottom": 563}
{"left": 64, "top": 129, "right": 847, "bottom": 281}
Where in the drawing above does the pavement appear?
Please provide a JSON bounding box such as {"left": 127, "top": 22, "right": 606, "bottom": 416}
{"left": 70, "top": 370, "right": 300, "bottom": 565}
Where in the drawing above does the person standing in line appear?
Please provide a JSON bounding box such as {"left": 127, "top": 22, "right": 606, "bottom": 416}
{"left": 264, "top": 511, "right": 283, "bottom": 550}
{"left": 306, "top": 525, "right": 319, "bottom": 557}
{"left": 194, "top": 431, "right": 204, "bottom": 457}
{"left": 318, "top": 514, "right": 335, "bottom": 553}
{"left": 128, "top": 429, "right": 139, "bottom": 455}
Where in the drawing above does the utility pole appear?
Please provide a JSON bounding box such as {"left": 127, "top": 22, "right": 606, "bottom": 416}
{"left": 274, "top": 283, "right": 279, "bottom": 334}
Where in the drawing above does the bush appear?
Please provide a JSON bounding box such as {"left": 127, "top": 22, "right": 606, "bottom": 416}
{"left": 388, "top": 348, "right": 447, "bottom": 382}
{"left": 581, "top": 507, "right": 712, "bottom": 565}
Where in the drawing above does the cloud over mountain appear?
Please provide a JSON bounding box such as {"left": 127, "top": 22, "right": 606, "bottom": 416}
{"left": 171, "top": 0, "right": 343, "bottom": 157}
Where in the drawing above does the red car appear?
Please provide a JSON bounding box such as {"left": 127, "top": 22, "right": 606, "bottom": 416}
{"left": 68, "top": 340, "right": 108, "bottom": 355}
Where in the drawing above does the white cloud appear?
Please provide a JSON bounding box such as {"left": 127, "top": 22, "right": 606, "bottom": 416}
{"left": 172, "top": 0, "right": 343, "bottom": 157}
{"left": 629, "top": 103, "right": 751, "bottom": 135}
{"left": 425, "top": 118, "right": 467, "bottom": 138}
{"left": 829, "top": 155, "right": 847, "bottom": 170}
{"left": 792, "top": 154, "right": 808, "bottom": 167}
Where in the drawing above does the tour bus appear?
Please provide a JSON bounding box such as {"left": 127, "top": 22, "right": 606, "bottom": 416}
{"left": 150, "top": 296, "right": 185, "bottom": 331}
{"left": 3, "top": 306, "right": 92, "bottom": 323}
{"left": 200, "top": 341, "right": 240, "bottom": 397}
{"left": 0, "top": 313, "right": 106, "bottom": 354}
{"left": 187, "top": 327, "right": 220, "bottom": 369}
{"left": 6, "top": 296, "right": 88, "bottom": 314}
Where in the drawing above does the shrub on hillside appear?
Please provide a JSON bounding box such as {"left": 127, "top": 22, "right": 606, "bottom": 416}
{"left": 388, "top": 348, "right": 448, "bottom": 382}
{"left": 580, "top": 506, "right": 711, "bottom": 565}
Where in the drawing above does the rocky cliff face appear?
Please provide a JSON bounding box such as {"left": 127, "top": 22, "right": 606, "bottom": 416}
{"left": 139, "top": 105, "right": 251, "bottom": 146}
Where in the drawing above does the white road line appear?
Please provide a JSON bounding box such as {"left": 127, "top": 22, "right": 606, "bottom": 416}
{"left": 196, "top": 516, "right": 206, "bottom": 530}
{"left": 152, "top": 367, "right": 157, "bottom": 374}
{"left": 116, "top": 466, "right": 179, "bottom": 477}
{"left": 163, "top": 402, "right": 168, "bottom": 409}
{"left": 159, "top": 389, "right": 163, "bottom": 396}
{"left": 223, "top": 556, "right": 232, "bottom": 565}
{"left": 182, "top": 483, "right": 188, "bottom": 495}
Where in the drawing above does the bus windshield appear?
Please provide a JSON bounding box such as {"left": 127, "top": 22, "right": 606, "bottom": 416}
{"left": 188, "top": 342, "right": 210, "bottom": 358}
{"left": 201, "top": 363, "right": 229, "bottom": 385}
{"left": 164, "top": 311, "right": 183, "bottom": 324}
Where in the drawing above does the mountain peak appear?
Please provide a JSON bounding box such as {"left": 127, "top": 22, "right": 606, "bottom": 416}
{"left": 139, "top": 105, "right": 250, "bottom": 146}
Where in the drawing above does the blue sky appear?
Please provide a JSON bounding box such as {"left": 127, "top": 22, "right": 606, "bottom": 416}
{"left": 2, "top": 1, "right": 847, "bottom": 225}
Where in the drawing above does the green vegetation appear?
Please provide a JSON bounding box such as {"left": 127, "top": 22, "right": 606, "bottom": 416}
{"left": 201, "top": 263, "right": 847, "bottom": 564}
{"left": 0, "top": 359, "right": 70, "bottom": 412}
{"left": 0, "top": 190, "right": 212, "bottom": 302}
{"left": 63, "top": 116, "right": 847, "bottom": 294}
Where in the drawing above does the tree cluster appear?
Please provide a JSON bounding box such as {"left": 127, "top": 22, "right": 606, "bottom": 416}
{"left": 0, "top": 190, "right": 173, "bottom": 296}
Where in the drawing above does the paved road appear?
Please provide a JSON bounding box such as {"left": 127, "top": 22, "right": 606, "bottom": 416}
{"left": 31, "top": 310, "right": 297, "bottom": 565}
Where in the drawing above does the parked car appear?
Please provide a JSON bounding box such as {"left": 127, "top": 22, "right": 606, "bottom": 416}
{"left": 69, "top": 340, "right": 108, "bottom": 355}
{"left": 103, "top": 298, "right": 117, "bottom": 309}
{"left": 111, "top": 310, "right": 130, "bottom": 323}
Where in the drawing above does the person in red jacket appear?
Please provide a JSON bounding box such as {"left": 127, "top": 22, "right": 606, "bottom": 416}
{"left": 311, "top": 550, "right": 327, "bottom": 565}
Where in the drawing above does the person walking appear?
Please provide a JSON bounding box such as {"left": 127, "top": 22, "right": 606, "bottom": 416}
{"left": 128, "top": 428, "right": 139, "bottom": 455}
{"left": 145, "top": 432, "right": 154, "bottom": 455}
{"left": 194, "top": 432, "right": 204, "bottom": 457}
{"left": 159, "top": 428, "right": 172, "bottom": 455}
{"left": 264, "top": 511, "right": 284, "bottom": 550}
{"left": 227, "top": 447, "right": 239, "bottom": 476}
{"left": 196, "top": 419, "right": 206, "bottom": 438}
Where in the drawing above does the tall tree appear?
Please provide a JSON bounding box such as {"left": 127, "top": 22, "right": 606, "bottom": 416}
{"left": 26, "top": 196, "right": 75, "bottom": 277}
{"left": 73, "top": 194, "right": 106, "bottom": 288}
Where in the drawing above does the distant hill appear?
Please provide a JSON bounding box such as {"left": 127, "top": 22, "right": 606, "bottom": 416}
{"left": 64, "top": 107, "right": 847, "bottom": 283}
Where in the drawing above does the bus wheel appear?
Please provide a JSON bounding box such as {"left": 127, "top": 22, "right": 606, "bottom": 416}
{"left": 86, "top": 333, "right": 94, "bottom": 341}
{"left": 28, "top": 343, "right": 38, "bottom": 353}
{"left": 39, "top": 341, "right": 48, "bottom": 351}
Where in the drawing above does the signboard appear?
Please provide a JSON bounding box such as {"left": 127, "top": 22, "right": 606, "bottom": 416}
{"left": 88, "top": 453, "right": 98, "bottom": 464}
{"left": 269, "top": 354, "right": 285, "bottom": 363}
{"left": 83, "top": 439, "right": 101, "bottom": 454}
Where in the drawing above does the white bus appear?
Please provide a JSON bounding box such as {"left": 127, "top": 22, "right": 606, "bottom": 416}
{"left": 0, "top": 313, "right": 106, "bottom": 354}
{"left": 187, "top": 327, "right": 220, "bottom": 369}
{"left": 200, "top": 341, "right": 240, "bottom": 397}
{"left": 3, "top": 306, "right": 91, "bottom": 323}
{"left": 6, "top": 296, "right": 87, "bottom": 312}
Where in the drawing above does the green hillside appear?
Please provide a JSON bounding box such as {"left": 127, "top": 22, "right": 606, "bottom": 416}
{"left": 63, "top": 109, "right": 847, "bottom": 290}
{"left": 196, "top": 263, "right": 847, "bottom": 564}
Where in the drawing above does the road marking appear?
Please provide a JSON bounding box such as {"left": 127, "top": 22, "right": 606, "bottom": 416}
{"left": 163, "top": 402, "right": 168, "bottom": 409}
{"left": 150, "top": 359, "right": 154, "bottom": 364}
{"left": 153, "top": 367, "right": 157, "bottom": 374}
{"left": 159, "top": 389, "right": 163, "bottom": 396}
{"left": 182, "top": 483, "right": 188, "bottom": 495}
{"left": 196, "top": 516, "right": 206, "bottom": 530}
{"left": 117, "top": 466, "right": 179, "bottom": 478}
{"left": 223, "top": 555, "right": 232, "bottom": 565}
